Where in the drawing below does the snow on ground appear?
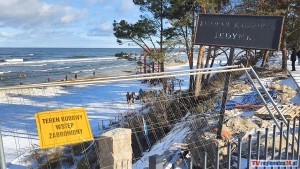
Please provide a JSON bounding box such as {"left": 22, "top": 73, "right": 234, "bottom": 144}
{"left": 133, "top": 114, "right": 191, "bottom": 169}
{"left": 4, "top": 54, "right": 226, "bottom": 168}
{"left": 4, "top": 50, "right": 299, "bottom": 169}
{"left": 3, "top": 81, "right": 147, "bottom": 168}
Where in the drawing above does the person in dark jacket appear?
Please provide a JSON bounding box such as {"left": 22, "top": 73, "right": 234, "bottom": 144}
{"left": 297, "top": 50, "right": 300, "bottom": 65}
{"left": 126, "top": 92, "right": 130, "bottom": 104}
{"left": 291, "top": 48, "right": 297, "bottom": 71}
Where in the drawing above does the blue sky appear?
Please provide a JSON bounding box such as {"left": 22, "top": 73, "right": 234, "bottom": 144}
{"left": 0, "top": 0, "right": 141, "bottom": 48}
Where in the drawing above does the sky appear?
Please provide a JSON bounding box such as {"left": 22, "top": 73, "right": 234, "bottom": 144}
{"left": 0, "top": 0, "right": 142, "bottom": 48}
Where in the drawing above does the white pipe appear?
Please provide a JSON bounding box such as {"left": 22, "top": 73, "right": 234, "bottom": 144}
{"left": 45, "top": 65, "right": 241, "bottom": 84}
{"left": 0, "top": 67, "right": 251, "bottom": 90}
{"left": 243, "top": 66, "right": 281, "bottom": 130}
{"left": 247, "top": 66, "right": 288, "bottom": 125}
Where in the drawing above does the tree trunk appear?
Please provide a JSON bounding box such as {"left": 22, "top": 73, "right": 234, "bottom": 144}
{"left": 206, "top": 47, "right": 217, "bottom": 82}
{"left": 160, "top": 0, "right": 167, "bottom": 94}
{"left": 281, "top": 32, "right": 288, "bottom": 73}
{"left": 194, "top": 45, "right": 205, "bottom": 97}
{"left": 261, "top": 50, "right": 269, "bottom": 67}
{"left": 144, "top": 55, "right": 147, "bottom": 73}
{"left": 188, "top": 51, "right": 194, "bottom": 92}
{"left": 281, "top": 6, "right": 290, "bottom": 73}
{"left": 160, "top": 0, "right": 164, "bottom": 73}
{"left": 202, "top": 46, "right": 212, "bottom": 82}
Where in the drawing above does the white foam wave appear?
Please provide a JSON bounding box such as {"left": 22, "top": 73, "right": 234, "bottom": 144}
{"left": 33, "top": 66, "right": 70, "bottom": 72}
{"left": 70, "top": 65, "right": 131, "bottom": 74}
{"left": 71, "top": 69, "right": 95, "bottom": 74}
{"left": 53, "top": 67, "right": 70, "bottom": 70}
{"left": 97, "top": 64, "right": 131, "bottom": 70}
{"left": 4, "top": 58, "right": 24, "bottom": 62}
{"left": 0, "top": 71, "right": 11, "bottom": 74}
{"left": 0, "top": 57, "right": 115, "bottom": 66}
{"left": 30, "top": 64, "right": 48, "bottom": 67}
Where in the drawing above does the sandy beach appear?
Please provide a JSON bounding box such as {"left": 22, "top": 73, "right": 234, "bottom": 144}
{"left": 0, "top": 58, "right": 194, "bottom": 166}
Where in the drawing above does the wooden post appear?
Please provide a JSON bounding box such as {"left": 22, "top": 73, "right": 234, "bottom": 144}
{"left": 144, "top": 55, "right": 147, "bottom": 74}
{"left": 152, "top": 61, "right": 155, "bottom": 73}
{"left": 217, "top": 47, "right": 234, "bottom": 139}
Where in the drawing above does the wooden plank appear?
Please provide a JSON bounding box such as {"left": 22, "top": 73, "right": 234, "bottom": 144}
{"left": 280, "top": 105, "right": 294, "bottom": 115}
{"left": 255, "top": 105, "right": 300, "bottom": 120}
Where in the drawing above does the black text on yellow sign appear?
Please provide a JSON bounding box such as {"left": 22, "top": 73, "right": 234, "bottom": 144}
{"left": 35, "top": 108, "right": 94, "bottom": 149}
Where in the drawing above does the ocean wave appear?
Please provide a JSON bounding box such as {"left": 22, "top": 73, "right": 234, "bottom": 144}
{"left": 0, "top": 58, "right": 24, "bottom": 63}
{"left": 33, "top": 66, "right": 70, "bottom": 72}
{"left": 71, "top": 69, "right": 95, "bottom": 74}
{"left": 30, "top": 64, "right": 48, "bottom": 67}
{"left": 70, "top": 65, "right": 131, "bottom": 74}
{"left": 0, "top": 71, "right": 11, "bottom": 74}
{"left": 97, "top": 64, "right": 130, "bottom": 70}
{"left": 54, "top": 67, "right": 70, "bottom": 70}
{"left": 71, "top": 55, "right": 90, "bottom": 59}
{"left": 0, "top": 57, "right": 115, "bottom": 65}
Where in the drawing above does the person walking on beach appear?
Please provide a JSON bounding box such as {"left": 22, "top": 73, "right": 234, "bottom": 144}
{"left": 291, "top": 48, "right": 297, "bottom": 71}
{"left": 93, "top": 70, "right": 96, "bottom": 77}
{"left": 65, "top": 75, "right": 68, "bottom": 81}
{"left": 126, "top": 92, "right": 130, "bottom": 104}
{"left": 131, "top": 92, "right": 136, "bottom": 103}
{"left": 74, "top": 74, "right": 77, "bottom": 80}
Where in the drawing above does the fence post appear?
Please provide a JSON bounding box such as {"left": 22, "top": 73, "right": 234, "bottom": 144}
{"left": 227, "top": 142, "right": 231, "bottom": 169}
{"left": 0, "top": 127, "right": 6, "bottom": 169}
{"left": 256, "top": 131, "right": 260, "bottom": 161}
{"left": 264, "top": 128, "right": 269, "bottom": 161}
{"left": 204, "top": 151, "right": 207, "bottom": 169}
{"left": 247, "top": 135, "right": 252, "bottom": 169}
{"left": 271, "top": 125, "right": 276, "bottom": 160}
{"left": 279, "top": 122, "right": 283, "bottom": 160}
{"left": 216, "top": 145, "right": 220, "bottom": 169}
{"left": 285, "top": 120, "right": 290, "bottom": 160}
{"left": 237, "top": 137, "right": 242, "bottom": 169}
{"left": 297, "top": 117, "right": 300, "bottom": 162}
{"left": 217, "top": 47, "right": 235, "bottom": 139}
{"left": 291, "top": 117, "right": 296, "bottom": 159}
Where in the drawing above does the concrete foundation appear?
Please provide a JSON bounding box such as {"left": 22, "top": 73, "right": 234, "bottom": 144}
{"left": 98, "top": 128, "right": 132, "bottom": 169}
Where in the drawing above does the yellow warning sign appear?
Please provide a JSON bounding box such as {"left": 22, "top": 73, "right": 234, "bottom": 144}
{"left": 35, "top": 108, "right": 94, "bottom": 149}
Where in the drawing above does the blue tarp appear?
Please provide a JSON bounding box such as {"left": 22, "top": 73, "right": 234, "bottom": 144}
{"left": 216, "top": 90, "right": 277, "bottom": 110}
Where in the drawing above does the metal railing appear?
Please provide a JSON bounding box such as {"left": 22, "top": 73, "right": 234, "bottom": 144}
{"left": 185, "top": 117, "right": 299, "bottom": 169}
{"left": 0, "top": 65, "right": 296, "bottom": 169}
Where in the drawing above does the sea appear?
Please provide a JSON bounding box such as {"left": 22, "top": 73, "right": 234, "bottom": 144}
{"left": 0, "top": 48, "right": 141, "bottom": 87}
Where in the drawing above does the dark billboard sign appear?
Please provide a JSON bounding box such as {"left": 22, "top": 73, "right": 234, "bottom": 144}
{"left": 195, "top": 14, "right": 284, "bottom": 50}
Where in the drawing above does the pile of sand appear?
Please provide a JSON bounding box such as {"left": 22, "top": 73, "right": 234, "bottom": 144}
{"left": 270, "top": 84, "right": 297, "bottom": 104}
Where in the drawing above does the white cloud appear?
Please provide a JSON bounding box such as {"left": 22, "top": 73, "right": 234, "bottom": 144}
{"left": 0, "top": 0, "right": 86, "bottom": 28}
{"left": 0, "top": 32, "right": 13, "bottom": 38}
{"left": 61, "top": 14, "right": 76, "bottom": 23}
{"left": 87, "top": 22, "right": 114, "bottom": 36}
{"left": 100, "top": 22, "right": 113, "bottom": 31}
{"left": 118, "top": 0, "right": 135, "bottom": 12}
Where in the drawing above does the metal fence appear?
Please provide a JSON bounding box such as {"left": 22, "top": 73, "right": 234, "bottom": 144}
{"left": 197, "top": 117, "right": 300, "bottom": 169}
{"left": 0, "top": 65, "right": 296, "bottom": 169}
{"left": 148, "top": 116, "right": 300, "bottom": 169}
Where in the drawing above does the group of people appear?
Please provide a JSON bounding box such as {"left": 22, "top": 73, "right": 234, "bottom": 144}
{"left": 126, "top": 92, "right": 136, "bottom": 104}
{"left": 126, "top": 89, "right": 145, "bottom": 104}
{"left": 290, "top": 48, "right": 300, "bottom": 71}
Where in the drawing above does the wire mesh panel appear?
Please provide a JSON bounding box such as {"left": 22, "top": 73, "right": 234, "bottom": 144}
{"left": 0, "top": 66, "right": 293, "bottom": 169}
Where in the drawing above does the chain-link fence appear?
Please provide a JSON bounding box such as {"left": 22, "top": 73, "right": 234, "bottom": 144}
{"left": 0, "top": 65, "right": 296, "bottom": 169}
